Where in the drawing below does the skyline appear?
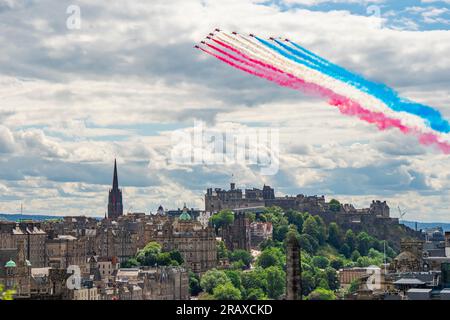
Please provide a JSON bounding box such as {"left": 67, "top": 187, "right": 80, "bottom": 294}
{"left": 0, "top": 0, "right": 449, "bottom": 221}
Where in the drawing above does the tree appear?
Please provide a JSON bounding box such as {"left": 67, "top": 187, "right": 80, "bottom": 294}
{"left": 217, "top": 240, "right": 228, "bottom": 260}
{"left": 301, "top": 271, "right": 316, "bottom": 296}
{"left": 312, "top": 256, "right": 330, "bottom": 269}
{"left": 189, "top": 272, "right": 202, "bottom": 296}
{"left": 245, "top": 288, "right": 267, "bottom": 300}
{"left": 285, "top": 210, "right": 304, "bottom": 231}
{"left": 351, "top": 250, "right": 361, "bottom": 262}
{"left": 325, "top": 267, "right": 340, "bottom": 290}
{"left": 134, "top": 242, "right": 182, "bottom": 267}
{"left": 330, "top": 257, "right": 344, "bottom": 270}
{"left": 241, "top": 268, "right": 268, "bottom": 293}
{"left": 306, "top": 288, "right": 336, "bottom": 300}
{"left": 347, "top": 279, "right": 359, "bottom": 294}
{"left": 260, "top": 206, "right": 285, "bottom": 224}
{"left": 212, "top": 282, "right": 242, "bottom": 300}
{"left": 256, "top": 247, "right": 285, "bottom": 269}
{"left": 340, "top": 243, "right": 351, "bottom": 258}
{"left": 121, "top": 258, "right": 140, "bottom": 268}
{"left": 229, "top": 249, "right": 253, "bottom": 269}
{"left": 329, "top": 199, "right": 341, "bottom": 212}
{"left": 224, "top": 270, "right": 242, "bottom": 291}
{"left": 357, "top": 232, "right": 371, "bottom": 256}
{"left": 200, "top": 269, "right": 231, "bottom": 294}
{"left": 273, "top": 224, "right": 290, "bottom": 242}
{"left": 136, "top": 241, "right": 162, "bottom": 266}
{"left": 210, "top": 210, "right": 235, "bottom": 230}
{"left": 299, "top": 234, "right": 319, "bottom": 255}
{"left": 265, "top": 266, "right": 286, "bottom": 299}
{"left": 344, "top": 230, "right": 356, "bottom": 252}
{"left": 303, "top": 216, "right": 326, "bottom": 245}
{"left": 327, "top": 222, "right": 342, "bottom": 248}
{"left": 0, "top": 284, "right": 15, "bottom": 300}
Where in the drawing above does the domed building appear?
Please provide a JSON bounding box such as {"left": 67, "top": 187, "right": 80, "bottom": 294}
{"left": 0, "top": 240, "right": 31, "bottom": 298}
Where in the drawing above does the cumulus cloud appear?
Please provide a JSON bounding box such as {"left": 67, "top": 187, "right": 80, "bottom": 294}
{"left": 0, "top": 0, "right": 448, "bottom": 221}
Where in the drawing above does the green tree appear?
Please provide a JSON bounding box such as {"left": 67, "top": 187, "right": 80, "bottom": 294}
{"left": 121, "top": 258, "right": 140, "bottom": 268}
{"left": 273, "top": 224, "right": 290, "bottom": 242}
{"left": 224, "top": 270, "right": 242, "bottom": 291}
{"left": 189, "top": 272, "right": 202, "bottom": 296}
{"left": 330, "top": 257, "right": 344, "bottom": 270}
{"left": 217, "top": 240, "right": 228, "bottom": 260}
{"left": 312, "top": 256, "right": 330, "bottom": 269}
{"left": 265, "top": 266, "right": 286, "bottom": 299}
{"left": 344, "top": 230, "right": 356, "bottom": 252}
{"left": 340, "top": 243, "right": 351, "bottom": 258}
{"left": 327, "top": 222, "right": 342, "bottom": 248}
{"left": 210, "top": 210, "right": 235, "bottom": 230}
{"left": 245, "top": 288, "right": 267, "bottom": 300}
{"left": 306, "top": 288, "right": 336, "bottom": 300}
{"left": 303, "top": 216, "right": 326, "bottom": 245}
{"left": 260, "top": 206, "right": 285, "bottom": 224}
{"left": 325, "top": 267, "right": 340, "bottom": 290}
{"left": 136, "top": 241, "right": 162, "bottom": 266}
{"left": 241, "top": 268, "right": 268, "bottom": 293}
{"left": 299, "top": 234, "right": 319, "bottom": 255}
{"left": 285, "top": 210, "right": 304, "bottom": 231}
{"left": 329, "top": 199, "right": 341, "bottom": 212}
{"left": 357, "top": 232, "right": 371, "bottom": 256}
{"left": 347, "top": 279, "right": 360, "bottom": 294}
{"left": 0, "top": 284, "right": 15, "bottom": 300}
{"left": 351, "top": 250, "right": 361, "bottom": 262}
{"left": 229, "top": 250, "right": 253, "bottom": 269}
{"left": 301, "top": 271, "right": 316, "bottom": 296}
{"left": 256, "top": 247, "right": 285, "bottom": 269}
{"left": 200, "top": 269, "right": 231, "bottom": 294}
{"left": 212, "top": 282, "right": 242, "bottom": 300}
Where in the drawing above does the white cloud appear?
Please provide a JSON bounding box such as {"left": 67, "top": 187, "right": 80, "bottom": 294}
{"left": 0, "top": 0, "right": 449, "bottom": 220}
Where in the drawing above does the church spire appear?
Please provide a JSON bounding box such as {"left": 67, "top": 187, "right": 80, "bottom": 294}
{"left": 108, "top": 159, "right": 123, "bottom": 220}
{"left": 113, "top": 158, "right": 119, "bottom": 190}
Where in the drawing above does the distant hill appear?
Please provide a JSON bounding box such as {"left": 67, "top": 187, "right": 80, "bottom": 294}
{"left": 401, "top": 220, "right": 450, "bottom": 232}
{"left": 0, "top": 213, "right": 64, "bottom": 222}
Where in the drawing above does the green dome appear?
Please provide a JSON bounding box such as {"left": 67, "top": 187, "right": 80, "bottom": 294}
{"left": 5, "top": 259, "right": 16, "bottom": 268}
{"left": 179, "top": 204, "right": 191, "bottom": 221}
{"left": 179, "top": 211, "right": 191, "bottom": 221}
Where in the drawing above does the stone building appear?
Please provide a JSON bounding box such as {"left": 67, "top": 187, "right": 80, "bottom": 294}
{"left": 250, "top": 221, "right": 273, "bottom": 249}
{"left": 0, "top": 240, "right": 32, "bottom": 299}
{"left": 0, "top": 221, "right": 46, "bottom": 268}
{"left": 221, "top": 212, "right": 251, "bottom": 252}
{"left": 146, "top": 206, "right": 217, "bottom": 275}
{"left": 112, "top": 266, "right": 189, "bottom": 300}
{"left": 390, "top": 240, "right": 424, "bottom": 272}
{"left": 46, "top": 235, "right": 88, "bottom": 273}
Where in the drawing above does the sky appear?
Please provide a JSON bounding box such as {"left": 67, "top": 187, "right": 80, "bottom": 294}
{"left": 0, "top": 0, "right": 449, "bottom": 221}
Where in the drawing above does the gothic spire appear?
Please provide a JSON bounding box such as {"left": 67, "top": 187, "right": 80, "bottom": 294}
{"left": 113, "top": 158, "right": 118, "bottom": 190}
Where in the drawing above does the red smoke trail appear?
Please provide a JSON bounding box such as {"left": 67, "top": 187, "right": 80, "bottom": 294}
{"left": 212, "top": 39, "right": 289, "bottom": 76}
{"left": 199, "top": 46, "right": 450, "bottom": 154}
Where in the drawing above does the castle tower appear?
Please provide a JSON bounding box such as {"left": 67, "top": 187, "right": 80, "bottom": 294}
{"left": 286, "top": 230, "right": 302, "bottom": 300}
{"left": 107, "top": 159, "right": 123, "bottom": 220}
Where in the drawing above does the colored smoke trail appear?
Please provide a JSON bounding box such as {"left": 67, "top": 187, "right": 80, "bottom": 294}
{"left": 196, "top": 31, "right": 450, "bottom": 154}
{"left": 259, "top": 37, "right": 450, "bottom": 133}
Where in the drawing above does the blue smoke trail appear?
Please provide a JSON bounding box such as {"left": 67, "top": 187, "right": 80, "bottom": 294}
{"left": 255, "top": 36, "right": 450, "bottom": 133}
